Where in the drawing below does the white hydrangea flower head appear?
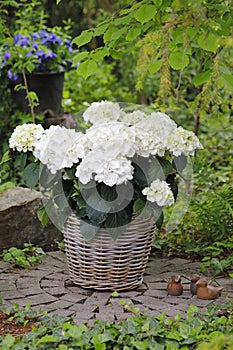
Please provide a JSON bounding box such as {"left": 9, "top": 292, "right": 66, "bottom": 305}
{"left": 142, "top": 179, "right": 175, "bottom": 207}
{"left": 33, "top": 126, "right": 82, "bottom": 174}
{"left": 132, "top": 125, "right": 166, "bottom": 157}
{"left": 121, "top": 110, "right": 147, "bottom": 125}
{"left": 167, "top": 126, "right": 203, "bottom": 156}
{"left": 83, "top": 100, "right": 124, "bottom": 125}
{"left": 85, "top": 121, "right": 136, "bottom": 152}
{"left": 136, "top": 112, "right": 177, "bottom": 139}
{"left": 9, "top": 123, "right": 44, "bottom": 152}
{"left": 75, "top": 141, "right": 134, "bottom": 186}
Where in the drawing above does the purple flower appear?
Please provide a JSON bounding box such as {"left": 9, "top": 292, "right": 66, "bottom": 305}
{"left": 19, "top": 37, "right": 30, "bottom": 47}
{"left": 14, "top": 34, "right": 23, "bottom": 45}
{"left": 31, "top": 32, "right": 40, "bottom": 40}
{"left": 8, "top": 70, "right": 18, "bottom": 81}
{"left": 54, "top": 36, "right": 62, "bottom": 45}
{"left": 65, "top": 41, "right": 73, "bottom": 52}
{"left": 4, "top": 51, "right": 11, "bottom": 61}
{"left": 45, "top": 51, "right": 57, "bottom": 59}
{"left": 40, "top": 30, "right": 48, "bottom": 38}
{"left": 35, "top": 50, "right": 46, "bottom": 58}
{"left": 32, "top": 42, "right": 39, "bottom": 50}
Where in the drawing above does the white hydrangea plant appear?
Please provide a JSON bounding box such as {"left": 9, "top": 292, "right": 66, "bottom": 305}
{"left": 9, "top": 100, "right": 203, "bottom": 239}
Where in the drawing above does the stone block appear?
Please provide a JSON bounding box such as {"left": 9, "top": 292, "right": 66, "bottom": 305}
{"left": 0, "top": 187, "right": 63, "bottom": 251}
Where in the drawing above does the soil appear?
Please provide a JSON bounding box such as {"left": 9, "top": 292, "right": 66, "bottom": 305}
{"left": 0, "top": 310, "right": 38, "bottom": 337}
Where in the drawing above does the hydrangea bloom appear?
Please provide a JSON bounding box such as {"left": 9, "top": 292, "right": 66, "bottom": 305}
{"left": 85, "top": 121, "right": 136, "bottom": 155}
{"left": 75, "top": 140, "right": 134, "bottom": 186}
{"left": 167, "top": 126, "right": 203, "bottom": 156}
{"left": 121, "top": 110, "right": 147, "bottom": 125}
{"left": 9, "top": 123, "right": 44, "bottom": 152}
{"left": 83, "top": 101, "right": 124, "bottom": 125}
{"left": 132, "top": 125, "right": 166, "bottom": 157}
{"left": 142, "top": 179, "right": 175, "bottom": 207}
{"left": 33, "top": 126, "right": 83, "bottom": 174}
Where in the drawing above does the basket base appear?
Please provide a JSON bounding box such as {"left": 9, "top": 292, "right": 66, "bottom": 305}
{"left": 68, "top": 275, "right": 144, "bottom": 291}
{"left": 64, "top": 214, "right": 156, "bottom": 291}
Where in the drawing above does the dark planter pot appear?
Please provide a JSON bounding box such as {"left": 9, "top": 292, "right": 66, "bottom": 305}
{"left": 11, "top": 71, "right": 65, "bottom": 116}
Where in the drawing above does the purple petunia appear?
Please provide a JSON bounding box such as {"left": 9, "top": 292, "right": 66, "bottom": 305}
{"left": 31, "top": 32, "right": 40, "bottom": 40}
{"left": 35, "top": 49, "right": 46, "bottom": 58}
{"left": 19, "top": 37, "right": 30, "bottom": 47}
{"left": 14, "top": 34, "right": 23, "bottom": 45}
{"left": 8, "top": 70, "right": 18, "bottom": 81}
{"left": 45, "top": 51, "right": 57, "bottom": 59}
{"left": 32, "top": 42, "right": 39, "bottom": 50}
{"left": 4, "top": 51, "right": 11, "bottom": 61}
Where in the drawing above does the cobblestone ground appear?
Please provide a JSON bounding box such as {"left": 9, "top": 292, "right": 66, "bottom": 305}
{"left": 0, "top": 251, "right": 232, "bottom": 324}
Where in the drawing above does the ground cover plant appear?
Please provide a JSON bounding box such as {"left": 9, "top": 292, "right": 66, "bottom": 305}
{"left": 0, "top": 302, "right": 232, "bottom": 349}
{"left": 1, "top": 243, "right": 45, "bottom": 268}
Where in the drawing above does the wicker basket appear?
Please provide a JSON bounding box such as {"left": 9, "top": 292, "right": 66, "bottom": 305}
{"left": 63, "top": 214, "right": 156, "bottom": 291}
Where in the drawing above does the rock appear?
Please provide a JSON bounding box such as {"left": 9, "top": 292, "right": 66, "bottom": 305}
{"left": 0, "top": 187, "right": 63, "bottom": 251}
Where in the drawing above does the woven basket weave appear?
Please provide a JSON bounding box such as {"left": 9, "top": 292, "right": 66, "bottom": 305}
{"left": 63, "top": 214, "right": 156, "bottom": 291}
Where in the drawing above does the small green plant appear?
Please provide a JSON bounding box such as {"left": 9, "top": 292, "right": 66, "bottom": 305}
{"left": 1, "top": 243, "right": 45, "bottom": 268}
{"left": 0, "top": 151, "right": 15, "bottom": 192}
{"left": 4, "top": 301, "right": 46, "bottom": 328}
{"left": 0, "top": 302, "right": 232, "bottom": 349}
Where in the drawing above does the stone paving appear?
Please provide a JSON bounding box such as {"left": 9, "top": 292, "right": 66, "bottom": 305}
{"left": 0, "top": 251, "right": 232, "bottom": 325}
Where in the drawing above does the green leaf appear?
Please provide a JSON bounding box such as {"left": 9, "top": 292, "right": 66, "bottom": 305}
{"left": 126, "top": 27, "right": 141, "bottom": 41}
{"left": 92, "top": 47, "right": 109, "bottom": 62}
{"left": 99, "top": 183, "right": 118, "bottom": 202}
{"left": 110, "top": 27, "right": 129, "bottom": 42}
{"left": 1, "top": 334, "right": 15, "bottom": 349}
{"left": 37, "top": 206, "right": 49, "bottom": 227}
{"left": 36, "top": 335, "right": 59, "bottom": 345}
{"left": 187, "top": 304, "right": 199, "bottom": 315}
{"left": 172, "top": 154, "right": 187, "bottom": 172}
{"left": 66, "top": 324, "right": 87, "bottom": 338}
{"left": 197, "top": 32, "right": 219, "bottom": 53}
{"left": 72, "top": 51, "right": 89, "bottom": 65}
{"left": 86, "top": 204, "right": 108, "bottom": 226}
{"left": 148, "top": 60, "right": 162, "bottom": 74}
{"left": 155, "top": 211, "right": 164, "bottom": 229}
{"left": 105, "top": 208, "right": 131, "bottom": 230}
{"left": 72, "top": 30, "right": 93, "bottom": 48}
{"left": 0, "top": 182, "right": 15, "bottom": 192}
{"left": 134, "top": 5, "right": 156, "bottom": 24}
{"left": 168, "top": 52, "right": 189, "bottom": 70}
{"left": 22, "top": 162, "right": 40, "bottom": 188}
{"left": 103, "top": 27, "right": 117, "bottom": 43}
{"left": 0, "top": 150, "right": 11, "bottom": 166}
{"left": 94, "top": 23, "right": 109, "bottom": 37}
{"left": 193, "top": 70, "right": 211, "bottom": 86}
{"left": 25, "top": 61, "right": 35, "bottom": 73}
{"left": 221, "top": 73, "right": 233, "bottom": 91}
{"left": 133, "top": 162, "right": 148, "bottom": 187}
{"left": 133, "top": 198, "right": 146, "bottom": 215}
{"left": 157, "top": 157, "right": 173, "bottom": 177}
{"left": 77, "top": 59, "right": 98, "bottom": 79}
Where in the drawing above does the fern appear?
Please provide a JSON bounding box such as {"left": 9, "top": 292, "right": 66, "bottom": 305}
{"left": 192, "top": 185, "right": 233, "bottom": 241}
